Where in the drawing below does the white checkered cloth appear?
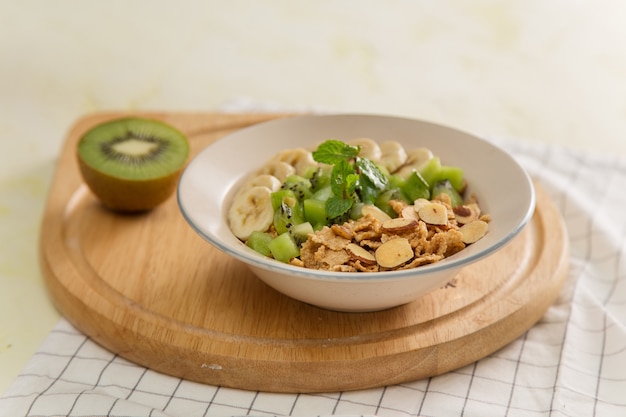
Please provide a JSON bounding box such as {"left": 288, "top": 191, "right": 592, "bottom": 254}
{"left": 1, "top": 132, "right": 626, "bottom": 417}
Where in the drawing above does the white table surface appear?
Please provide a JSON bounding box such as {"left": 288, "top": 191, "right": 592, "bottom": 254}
{"left": 2, "top": 0, "right": 626, "bottom": 396}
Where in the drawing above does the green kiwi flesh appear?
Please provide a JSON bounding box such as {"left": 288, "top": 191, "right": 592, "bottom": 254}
{"left": 77, "top": 117, "right": 190, "bottom": 212}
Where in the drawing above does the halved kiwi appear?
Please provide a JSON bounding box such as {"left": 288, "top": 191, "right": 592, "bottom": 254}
{"left": 77, "top": 117, "right": 190, "bottom": 212}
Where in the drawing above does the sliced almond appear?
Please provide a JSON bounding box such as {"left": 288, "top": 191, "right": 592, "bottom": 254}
{"left": 346, "top": 243, "right": 377, "bottom": 265}
{"left": 418, "top": 202, "right": 448, "bottom": 225}
{"left": 401, "top": 205, "right": 420, "bottom": 221}
{"left": 381, "top": 217, "right": 417, "bottom": 233}
{"left": 361, "top": 204, "right": 392, "bottom": 223}
{"left": 453, "top": 203, "right": 481, "bottom": 224}
{"left": 413, "top": 198, "right": 430, "bottom": 211}
{"left": 460, "top": 220, "right": 489, "bottom": 244}
{"left": 375, "top": 238, "right": 414, "bottom": 268}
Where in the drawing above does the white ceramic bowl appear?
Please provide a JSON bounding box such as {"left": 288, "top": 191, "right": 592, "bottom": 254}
{"left": 177, "top": 114, "right": 535, "bottom": 312}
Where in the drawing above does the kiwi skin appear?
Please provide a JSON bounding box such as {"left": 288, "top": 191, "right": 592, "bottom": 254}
{"left": 77, "top": 160, "right": 184, "bottom": 212}
{"left": 76, "top": 117, "right": 190, "bottom": 212}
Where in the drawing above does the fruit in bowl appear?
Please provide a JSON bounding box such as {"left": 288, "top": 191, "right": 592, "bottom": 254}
{"left": 228, "top": 138, "right": 491, "bottom": 272}
{"left": 177, "top": 114, "right": 535, "bottom": 312}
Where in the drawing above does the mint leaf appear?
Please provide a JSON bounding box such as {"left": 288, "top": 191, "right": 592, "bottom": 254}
{"left": 358, "top": 175, "right": 380, "bottom": 205}
{"left": 312, "top": 139, "right": 389, "bottom": 221}
{"left": 312, "top": 140, "right": 359, "bottom": 165}
{"left": 356, "top": 157, "right": 387, "bottom": 190}
{"left": 329, "top": 159, "right": 353, "bottom": 196}
{"left": 327, "top": 159, "right": 358, "bottom": 217}
{"left": 326, "top": 194, "right": 353, "bottom": 219}
{"left": 345, "top": 172, "right": 359, "bottom": 196}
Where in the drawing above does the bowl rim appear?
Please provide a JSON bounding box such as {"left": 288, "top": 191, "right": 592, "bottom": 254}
{"left": 177, "top": 113, "right": 536, "bottom": 283}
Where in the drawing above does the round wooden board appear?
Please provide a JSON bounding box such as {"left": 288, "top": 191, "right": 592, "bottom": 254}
{"left": 40, "top": 112, "right": 569, "bottom": 393}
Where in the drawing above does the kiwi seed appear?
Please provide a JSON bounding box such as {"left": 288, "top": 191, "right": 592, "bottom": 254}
{"left": 76, "top": 117, "right": 190, "bottom": 212}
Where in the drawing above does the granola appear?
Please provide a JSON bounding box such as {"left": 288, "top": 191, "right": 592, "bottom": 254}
{"left": 292, "top": 196, "right": 488, "bottom": 272}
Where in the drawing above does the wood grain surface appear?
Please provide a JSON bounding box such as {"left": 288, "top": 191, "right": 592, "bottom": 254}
{"left": 40, "top": 112, "right": 570, "bottom": 393}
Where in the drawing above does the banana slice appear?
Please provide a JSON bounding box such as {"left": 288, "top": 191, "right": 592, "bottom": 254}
{"left": 394, "top": 147, "right": 434, "bottom": 178}
{"left": 267, "top": 148, "right": 318, "bottom": 175}
{"left": 347, "top": 138, "right": 382, "bottom": 163}
{"left": 228, "top": 185, "right": 275, "bottom": 240}
{"left": 379, "top": 141, "right": 407, "bottom": 173}
{"left": 256, "top": 160, "right": 296, "bottom": 182}
{"left": 239, "top": 174, "right": 282, "bottom": 193}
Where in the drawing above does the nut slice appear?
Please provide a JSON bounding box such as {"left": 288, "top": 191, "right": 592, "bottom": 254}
{"left": 413, "top": 198, "right": 430, "bottom": 211}
{"left": 460, "top": 220, "right": 489, "bottom": 244}
{"left": 418, "top": 202, "right": 448, "bottom": 225}
{"left": 401, "top": 205, "right": 420, "bottom": 221}
{"left": 361, "top": 204, "right": 392, "bottom": 223}
{"left": 375, "top": 238, "right": 414, "bottom": 268}
{"left": 346, "top": 243, "right": 377, "bottom": 265}
{"left": 381, "top": 217, "right": 417, "bottom": 233}
{"left": 453, "top": 203, "right": 481, "bottom": 224}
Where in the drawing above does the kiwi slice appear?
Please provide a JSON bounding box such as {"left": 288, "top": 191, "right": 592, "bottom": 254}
{"left": 77, "top": 117, "right": 190, "bottom": 212}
